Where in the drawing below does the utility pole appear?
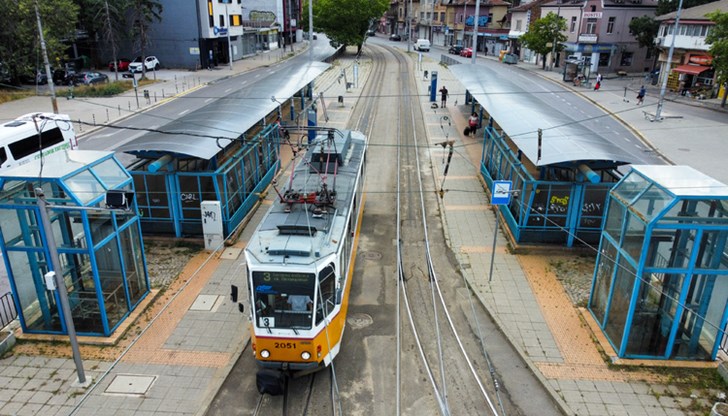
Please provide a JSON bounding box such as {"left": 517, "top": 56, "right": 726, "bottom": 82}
{"left": 470, "top": 0, "right": 480, "bottom": 64}
{"left": 226, "top": 1, "right": 233, "bottom": 70}
{"left": 36, "top": 187, "right": 88, "bottom": 386}
{"left": 35, "top": 1, "right": 58, "bottom": 114}
{"left": 407, "top": 0, "right": 413, "bottom": 52}
{"left": 655, "top": 0, "right": 684, "bottom": 121}
{"left": 308, "top": 0, "right": 313, "bottom": 60}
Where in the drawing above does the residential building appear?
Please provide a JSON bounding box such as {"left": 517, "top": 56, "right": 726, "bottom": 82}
{"left": 445, "top": 0, "right": 512, "bottom": 53}
{"left": 112, "top": 0, "right": 292, "bottom": 70}
{"left": 655, "top": 0, "right": 726, "bottom": 98}
{"left": 509, "top": 0, "right": 551, "bottom": 63}
{"left": 541, "top": 0, "right": 658, "bottom": 74}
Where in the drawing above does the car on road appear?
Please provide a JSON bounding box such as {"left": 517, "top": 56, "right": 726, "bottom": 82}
{"left": 389, "top": 33, "right": 401, "bottom": 41}
{"left": 74, "top": 72, "right": 109, "bottom": 85}
{"left": 448, "top": 45, "right": 463, "bottom": 55}
{"left": 366, "top": 30, "right": 376, "bottom": 37}
{"left": 129, "top": 56, "right": 161, "bottom": 73}
{"left": 108, "top": 58, "right": 131, "bottom": 72}
{"left": 414, "top": 39, "right": 431, "bottom": 52}
{"left": 460, "top": 47, "right": 473, "bottom": 58}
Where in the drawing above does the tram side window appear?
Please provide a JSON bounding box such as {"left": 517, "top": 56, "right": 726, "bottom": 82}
{"left": 316, "top": 263, "right": 336, "bottom": 325}
{"left": 0, "top": 148, "right": 7, "bottom": 166}
{"left": 8, "top": 127, "right": 64, "bottom": 161}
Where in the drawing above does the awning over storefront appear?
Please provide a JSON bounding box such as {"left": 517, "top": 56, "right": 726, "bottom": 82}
{"left": 673, "top": 64, "right": 710, "bottom": 75}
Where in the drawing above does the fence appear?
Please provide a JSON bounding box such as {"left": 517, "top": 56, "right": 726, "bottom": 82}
{"left": 0, "top": 292, "right": 16, "bottom": 329}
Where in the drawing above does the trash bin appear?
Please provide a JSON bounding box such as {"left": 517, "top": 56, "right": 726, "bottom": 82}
{"left": 499, "top": 50, "right": 507, "bottom": 62}
{"left": 143, "top": 89, "right": 150, "bottom": 99}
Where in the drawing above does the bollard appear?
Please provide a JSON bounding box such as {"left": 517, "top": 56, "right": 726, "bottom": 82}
{"left": 162, "top": 88, "right": 165, "bottom": 97}
{"left": 77, "top": 119, "right": 83, "bottom": 132}
{"left": 106, "top": 109, "right": 109, "bottom": 122}
{"left": 154, "top": 92, "right": 157, "bottom": 103}
{"left": 118, "top": 105, "right": 121, "bottom": 116}
{"left": 175, "top": 84, "right": 178, "bottom": 94}
{"left": 92, "top": 114, "right": 96, "bottom": 126}
{"left": 128, "top": 101, "right": 131, "bottom": 111}
{"left": 143, "top": 89, "right": 150, "bottom": 104}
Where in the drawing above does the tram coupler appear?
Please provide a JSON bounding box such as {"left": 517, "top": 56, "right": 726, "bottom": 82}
{"left": 256, "top": 369, "right": 286, "bottom": 396}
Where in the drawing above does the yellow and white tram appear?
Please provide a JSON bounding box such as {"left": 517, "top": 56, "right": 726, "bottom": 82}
{"left": 241, "top": 129, "right": 367, "bottom": 394}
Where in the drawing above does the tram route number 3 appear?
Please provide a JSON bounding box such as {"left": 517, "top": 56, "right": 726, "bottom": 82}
{"left": 259, "top": 317, "right": 276, "bottom": 327}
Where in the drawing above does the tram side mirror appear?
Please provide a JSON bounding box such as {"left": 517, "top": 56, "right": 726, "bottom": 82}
{"left": 238, "top": 303, "right": 245, "bottom": 313}
{"left": 230, "top": 285, "right": 238, "bottom": 303}
{"left": 335, "top": 288, "right": 343, "bottom": 305}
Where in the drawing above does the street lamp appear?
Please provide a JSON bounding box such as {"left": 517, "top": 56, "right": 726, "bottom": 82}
{"left": 470, "top": 0, "right": 480, "bottom": 64}
{"left": 655, "top": 0, "right": 684, "bottom": 121}
{"left": 225, "top": 0, "right": 233, "bottom": 70}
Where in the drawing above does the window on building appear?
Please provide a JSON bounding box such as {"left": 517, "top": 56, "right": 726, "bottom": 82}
{"left": 586, "top": 18, "right": 597, "bottom": 34}
{"left": 646, "top": 47, "right": 653, "bottom": 59}
{"left": 620, "top": 51, "right": 634, "bottom": 66}
{"left": 570, "top": 16, "right": 577, "bottom": 32}
{"left": 591, "top": 5, "right": 596, "bottom": 11}
{"left": 516, "top": 19, "right": 522, "bottom": 31}
{"left": 459, "top": 13, "right": 464, "bottom": 23}
{"left": 399, "top": 7, "right": 403, "bottom": 19}
{"left": 420, "top": 11, "right": 424, "bottom": 20}
{"left": 668, "top": 24, "right": 674, "bottom": 35}
{"left": 220, "top": 15, "right": 225, "bottom": 27}
{"left": 679, "top": 25, "right": 687, "bottom": 35}
{"left": 607, "top": 16, "right": 615, "bottom": 34}
{"left": 440, "top": 12, "right": 445, "bottom": 21}
{"left": 488, "top": 13, "right": 493, "bottom": 26}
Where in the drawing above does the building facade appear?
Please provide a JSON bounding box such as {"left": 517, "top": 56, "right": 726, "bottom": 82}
{"left": 541, "top": 0, "right": 658, "bottom": 74}
{"left": 655, "top": 0, "right": 726, "bottom": 98}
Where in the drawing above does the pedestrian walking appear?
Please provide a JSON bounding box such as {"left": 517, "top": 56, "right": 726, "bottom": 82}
{"left": 439, "top": 86, "right": 449, "bottom": 108}
{"left": 596, "top": 72, "right": 603, "bottom": 84}
{"left": 636, "top": 85, "right": 646, "bottom": 105}
{"left": 594, "top": 80, "right": 601, "bottom": 91}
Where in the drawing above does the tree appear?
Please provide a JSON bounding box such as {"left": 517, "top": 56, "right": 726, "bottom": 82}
{"left": 520, "top": 12, "right": 567, "bottom": 70}
{"left": 629, "top": 15, "right": 660, "bottom": 70}
{"left": 705, "top": 10, "right": 728, "bottom": 107}
{"left": 128, "top": 0, "right": 162, "bottom": 79}
{"left": 306, "top": 0, "right": 388, "bottom": 53}
{"left": 0, "top": 0, "right": 78, "bottom": 84}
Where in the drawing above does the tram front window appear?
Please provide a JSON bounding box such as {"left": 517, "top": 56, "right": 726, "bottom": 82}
{"left": 252, "top": 271, "right": 315, "bottom": 330}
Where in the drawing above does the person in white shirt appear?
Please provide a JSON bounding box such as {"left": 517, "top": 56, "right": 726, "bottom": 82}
{"left": 288, "top": 295, "right": 313, "bottom": 311}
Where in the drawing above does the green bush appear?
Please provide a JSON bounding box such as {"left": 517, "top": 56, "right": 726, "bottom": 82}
{"left": 72, "top": 81, "right": 130, "bottom": 97}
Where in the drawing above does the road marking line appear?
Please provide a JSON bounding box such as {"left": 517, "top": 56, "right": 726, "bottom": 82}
{"left": 179, "top": 109, "right": 190, "bottom": 116}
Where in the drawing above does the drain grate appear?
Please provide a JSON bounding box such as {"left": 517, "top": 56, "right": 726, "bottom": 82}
{"left": 105, "top": 374, "right": 156, "bottom": 395}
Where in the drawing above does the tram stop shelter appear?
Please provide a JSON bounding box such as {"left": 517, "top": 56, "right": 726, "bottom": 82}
{"left": 0, "top": 150, "right": 149, "bottom": 337}
{"left": 116, "top": 61, "right": 329, "bottom": 238}
{"left": 589, "top": 165, "right": 728, "bottom": 361}
{"left": 449, "top": 64, "right": 654, "bottom": 247}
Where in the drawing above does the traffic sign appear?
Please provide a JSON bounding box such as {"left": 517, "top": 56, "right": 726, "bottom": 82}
{"left": 491, "top": 180, "right": 512, "bottom": 205}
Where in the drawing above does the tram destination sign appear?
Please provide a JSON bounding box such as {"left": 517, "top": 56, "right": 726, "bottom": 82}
{"left": 491, "top": 180, "right": 512, "bottom": 205}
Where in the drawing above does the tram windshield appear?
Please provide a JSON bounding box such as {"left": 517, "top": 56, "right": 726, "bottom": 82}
{"left": 252, "top": 271, "right": 316, "bottom": 330}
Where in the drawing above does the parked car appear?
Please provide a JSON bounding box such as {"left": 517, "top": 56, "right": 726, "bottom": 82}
{"left": 389, "top": 33, "right": 401, "bottom": 41}
{"left": 460, "top": 47, "right": 473, "bottom": 58}
{"left": 366, "top": 30, "right": 376, "bottom": 37}
{"left": 52, "top": 68, "right": 76, "bottom": 85}
{"left": 414, "top": 39, "right": 431, "bottom": 52}
{"left": 108, "top": 58, "right": 131, "bottom": 72}
{"left": 448, "top": 45, "right": 463, "bottom": 55}
{"left": 74, "top": 72, "right": 109, "bottom": 85}
{"left": 128, "top": 56, "right": 161, "bottom": 73}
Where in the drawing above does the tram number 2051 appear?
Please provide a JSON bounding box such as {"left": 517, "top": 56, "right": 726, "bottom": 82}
{"left": 274, "top": 342, "right": 296, "bottom": 349}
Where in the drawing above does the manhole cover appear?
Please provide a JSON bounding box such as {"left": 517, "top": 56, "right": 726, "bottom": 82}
{"left": 347, "top": 313, "right": 373, "bottom": 329}
{"left": 190, "top": 295, "right": 220, "bottom": 311}
{"left": 363, "top": 251, "right": 382, "bottom": 260}
{"left": 105, "top": 374, "right": 156, "bottom": 395}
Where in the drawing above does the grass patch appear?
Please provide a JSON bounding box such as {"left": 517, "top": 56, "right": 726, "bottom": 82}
{"left": 0, "top": 88, "right": 36, "bottom": 104}
{"left": 0, "top": 78, "right": 158, "bottom": 103}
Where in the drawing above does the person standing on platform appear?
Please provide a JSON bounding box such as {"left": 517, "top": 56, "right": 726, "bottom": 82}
{"left": 439, "top": 86, "right": 449, "bottom": 108}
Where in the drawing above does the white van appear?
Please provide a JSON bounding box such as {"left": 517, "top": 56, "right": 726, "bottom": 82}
{"left": 0, "top": 113, "right": 77, "bottom": 170}
{"left": 415, "top": 39, "right": 431, "bottom": 52}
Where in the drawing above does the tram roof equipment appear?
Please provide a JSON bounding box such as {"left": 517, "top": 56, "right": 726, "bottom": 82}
{"left": 116, "top": 61, "right": 330, "bottom": 160}
{"left": 450, "top": 65, "right": 649, "bottom": 168}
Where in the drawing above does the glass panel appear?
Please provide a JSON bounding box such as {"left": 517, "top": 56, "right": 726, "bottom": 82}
{"left": 672, "top": 307, "right": 712, "bottom": 360}
{"left": 625, "top": 271, "right": 669, "bottom": 356}
{"left": 1, "top": 208, "right": 43, "bottom": 248}
{"left": 316, "top": 264, "right": 337, "bottom": 325}
{"left": 613, "top": 171, "right": 650, "bottom": 205}
{"left": 178, "top": 175, "right": 201, "bottom": 211}
{"left": 63, "top": 252, "right": 102, "bottom": 334}
{"left": 119, "top": 223, "right": 148, "bottom": 307}
{"left": 604, "top": 256, "right": 637, "bottom": 347}
{"left": 580, "top": 186, "right": 608, "bottom": 229}
{"left": 64, "top": 170, "right": 105, "bottom": 204}
{"left": 590, "top": 238, "right": 618, "bottom": 324}
{"left": 88, "top": 210, "right": 114, "bottom": 247}
{"left": 54, "top": 210, "right": 87, "bottom": 250}
{"left": 7, "top": 250, "right": 60, "bottom": 332}
{"left": 668, "top": 229, "right": 697, "bottom": 269}
{"left": 604, "top": 198, "right": 625, "bottom": 240}
{"left": 696, "top": 230, "right": 728, "bottom": 270}
{"left": 629, "top": 185, "right": 672, "bottom": 222}
{"left": 95, "top": 236, "right": 128, "bottom": 330}
{"left": 90, "top": 158, "right": 129, "bottom": 189}
{"left": 252, "top": 271, "right": 315, "bottom": 330}
{"left": 622, "top": 212, "right": 646, "bottom": 260}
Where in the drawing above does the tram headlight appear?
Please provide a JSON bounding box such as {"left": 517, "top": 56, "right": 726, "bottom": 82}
{"left": 301, "top": 351, "right": 311, "bottom": 360}
{"left": 260, "top": 349, "right": 270, "bottom": 358}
